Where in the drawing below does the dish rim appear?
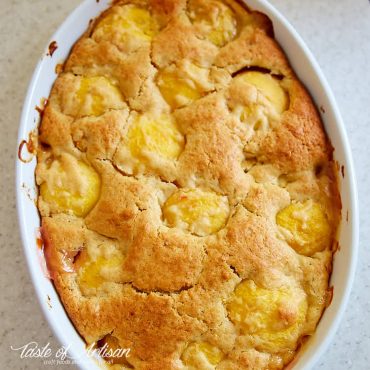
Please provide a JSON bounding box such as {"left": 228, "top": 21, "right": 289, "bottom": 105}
{"left": 16, "top": 0, "right": 359, "bottom": 369}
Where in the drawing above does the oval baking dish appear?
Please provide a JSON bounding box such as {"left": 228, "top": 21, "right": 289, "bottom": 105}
{"left": 16, "top": 0, "right": 358, "bottom": 369}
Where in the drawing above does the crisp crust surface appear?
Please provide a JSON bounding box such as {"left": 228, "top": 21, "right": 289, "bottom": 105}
{"left": 36, "top": 0, "right": 341, "bottom": 369}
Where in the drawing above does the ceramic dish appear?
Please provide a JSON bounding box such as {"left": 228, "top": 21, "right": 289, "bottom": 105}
{"left": 16, "top": 0, "right": 358, "bottom": 369}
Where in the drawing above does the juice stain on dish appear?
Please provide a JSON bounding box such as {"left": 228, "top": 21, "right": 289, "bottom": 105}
{"left": 47, "top": 41, "right": 58, "bottom": 57}
{"left": 18, "top": 129, "right": 38, "bottom": 163}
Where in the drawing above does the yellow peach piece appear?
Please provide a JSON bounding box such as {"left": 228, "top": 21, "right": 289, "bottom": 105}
{"left": 76, "top": 250, "right": 123, "bottom": 290}
{"left": 189, "top": 1, "right": 237, "bottom": 47}
{"left": 163, "top": 188, "right": 229, "bottom": 236}
{"left": 76, "top": 76, "right": 123, "bottom": 117}
{"left": 207, "top": 5, "right": 237, "bottom": 47}
{"left": 182, "top": 341, "right": 223, "bottom": 368}
{"left": 227, "top": 280, "right": 307, "bottom": 350}
{"left": 239, "top": 71, "right": 288, "bottom": 114}
{"left": 77, "top": 256, "right": 107, "bottom": 289}
{"left": 40, "top": 155, "right": 101, "bottom": 217}
{"left": 157, "top": 70, "right": 202, "bottom": 109}
{"left": 276, "top": 200, "right": 331, "bottom": 256}
{"left": 128, "top": 114, "right": 184, "bottom": 160}
{"left": 94, "top": 5, "right": 158, "bottom": 41}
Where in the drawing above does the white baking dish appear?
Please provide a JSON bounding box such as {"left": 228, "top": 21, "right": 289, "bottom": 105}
{"left": 16, "top": 0, "right": 359, "bottom": 368}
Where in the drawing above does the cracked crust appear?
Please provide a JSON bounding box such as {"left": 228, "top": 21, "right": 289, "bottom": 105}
{"left": 36, "top": 0, "right": 341, "bottom": 368}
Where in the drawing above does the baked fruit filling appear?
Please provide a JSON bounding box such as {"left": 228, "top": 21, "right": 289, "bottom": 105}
{"left": 235, "top": 71, "right": 289, "bottom": 131}
{"left": 57, "top": 75, "right": 125, "bottom": 118}
{"left": 36, "top": 0, "right": 340, "bottom": 368}
{"left": 128, "top": 114, "right": 184, "bottom": 161}
{"left": 276, "top": 200, "right": 332, "bottom": 256}
{"left": 75, "top": 76, "right": 124, "bottom": 117}
{"left": 188, "top": 0, "right": 237, "bottom": 47}
{"left": 181, "top": 342, "right": 224, "bottom": 368}
{"left": 93, "top": 4, "right": 158, "bottom": 42}
{"left": 74, "top": 248, "right": 125, "bottom": 292}
{"left": 157, "top": 65, "right": 204, "bottom": 109}
{"left": 162, "top": 188, "right": 230, "bottom": 236}
{"left": 227, "top": 280, "right": 307, "bottom": 351}
{"left": 239, "top": 72, "right": 288, "bottom": 115}
{"left": 39, "top": 154, "right": 101, "bottom": 217}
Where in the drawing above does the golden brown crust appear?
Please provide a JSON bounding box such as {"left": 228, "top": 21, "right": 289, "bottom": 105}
{"left": 152, "top": 15, "right": 219, "bottom": 68}
{"left": 215, "top": 26, "right": 291, "bottom": 76}
{"left": 36, "top": 0, "right": 341, "bottom": 368}
{"left": 255, "top": 80, "right": 330, "bottom": 172}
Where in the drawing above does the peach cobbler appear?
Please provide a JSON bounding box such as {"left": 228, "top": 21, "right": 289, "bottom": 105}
{"left": 36, "top": 0, "right": 341, "bottom": 368}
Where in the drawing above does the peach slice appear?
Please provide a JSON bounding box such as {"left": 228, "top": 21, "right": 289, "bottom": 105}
{"left": 276, "top": 200, "right": 331, "bottom": 256}
{"left": 40, "top": 154, "right": 101, "bottom": 217}
{"left": 163, "top": 188, "right": 229, "bottom": 236}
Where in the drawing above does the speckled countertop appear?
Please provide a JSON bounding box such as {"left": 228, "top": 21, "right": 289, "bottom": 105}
{"left": 0, "top": 0, "right": 369, "bottom": 369}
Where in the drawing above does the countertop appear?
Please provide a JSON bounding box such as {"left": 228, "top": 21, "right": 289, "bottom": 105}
{"left": 0, "top": 0, "right": 369, "bottom": 369}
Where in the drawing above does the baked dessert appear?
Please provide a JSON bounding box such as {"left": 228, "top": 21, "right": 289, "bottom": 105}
{"left": 36, "top": 0, "right": 341, "bottom": 368}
